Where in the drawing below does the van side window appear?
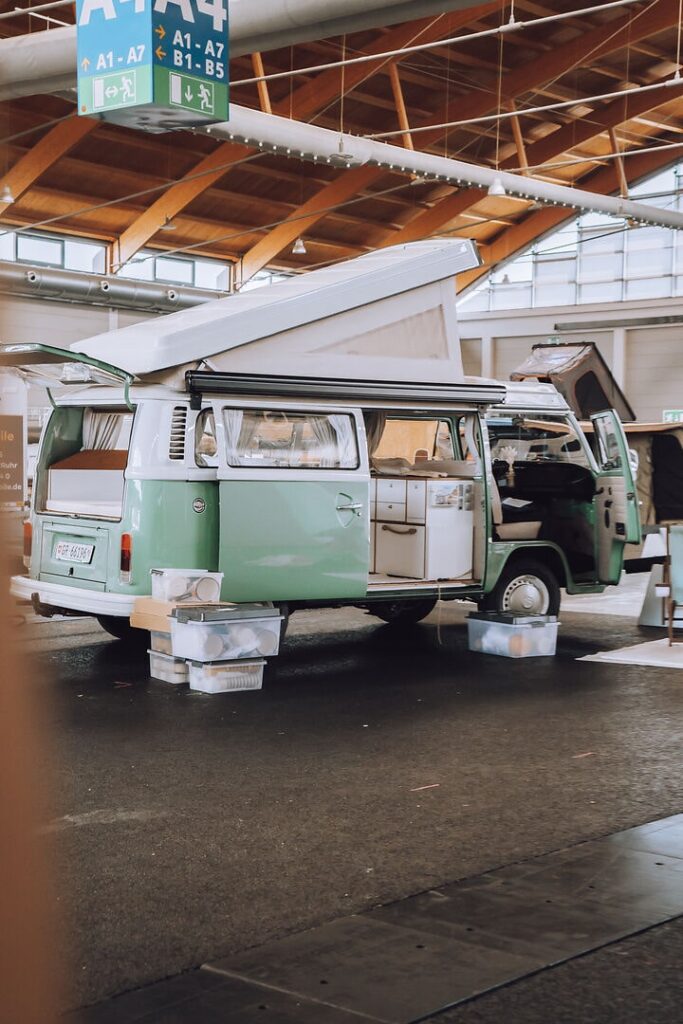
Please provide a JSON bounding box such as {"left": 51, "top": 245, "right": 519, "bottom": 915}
{"left": 222, "top": 408, "right": 359, "bottom": 469}
{"left": 195, "top": 409, "right": 218, "bottom": 468}
{"left": 371, "top": 418, "right": 455, "bottom": 463}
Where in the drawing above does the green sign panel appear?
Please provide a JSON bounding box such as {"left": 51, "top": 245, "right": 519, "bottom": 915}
{"left": 76, "top": 0, "right": 228, "bottom": 132}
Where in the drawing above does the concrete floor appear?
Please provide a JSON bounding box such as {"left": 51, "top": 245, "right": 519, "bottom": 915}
{"left": 17, "top": 587, "right": 683, "bottom": 1016}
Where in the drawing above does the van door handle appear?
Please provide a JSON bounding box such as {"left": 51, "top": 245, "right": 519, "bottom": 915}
{"left": 336, "top": 501, "right": 363, "bottom": 516}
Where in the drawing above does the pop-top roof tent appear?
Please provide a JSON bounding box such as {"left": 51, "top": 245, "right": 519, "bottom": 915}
{"left": 510, "top": 341, "right": 635, "bottom": 422}
{"left": 69, "top": 239, "right": 480, "bottom": 388}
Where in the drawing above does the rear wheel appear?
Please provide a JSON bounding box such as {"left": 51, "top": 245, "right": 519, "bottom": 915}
{"left": 96, "top": 615, "right": 148, "bottom": 644}
{"left": 483, "top": 560, "right": 560, "bottom": 617}
{"left": 370, "top": 598, "right": 438, "bottom": 626}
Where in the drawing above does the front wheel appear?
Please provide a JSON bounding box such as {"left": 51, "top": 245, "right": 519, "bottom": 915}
{"left": 483, "top": 560, "right": 561, "bottom": 617}
{"left": 96, "top": 615, "right": 148, "bottom": 644}
{"left": 370, "top": 599, "right": 437, "bottom": 626}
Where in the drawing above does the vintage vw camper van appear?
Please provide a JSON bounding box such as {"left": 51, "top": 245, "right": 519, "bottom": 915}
{"left": 3, "top": 240, "right": 640, "bottom": 639}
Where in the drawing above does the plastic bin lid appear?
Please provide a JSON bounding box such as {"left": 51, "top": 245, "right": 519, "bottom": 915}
{"left": 468, "top": 612, "right": 557, "bottom": 626}
{"left": 173, "top": 603, "right": 282, "bottom": 623}
{"left": 188, "top": 658, "right": 267, "bottom": 667}
{"left": 150, "top": 567, "right": 213, "bottom": 576}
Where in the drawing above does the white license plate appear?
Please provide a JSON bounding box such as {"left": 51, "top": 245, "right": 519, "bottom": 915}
{"left": 54, "top": 541, "right": 95, "bottom": 564}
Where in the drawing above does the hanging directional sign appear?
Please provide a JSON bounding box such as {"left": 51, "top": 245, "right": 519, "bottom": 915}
{"left": 76, "top": 0, "right": 229, "bottom": 132}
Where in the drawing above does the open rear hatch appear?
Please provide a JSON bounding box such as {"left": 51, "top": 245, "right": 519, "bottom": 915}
{"left": 0, "top": 343, "right": 135, "bottom": 391}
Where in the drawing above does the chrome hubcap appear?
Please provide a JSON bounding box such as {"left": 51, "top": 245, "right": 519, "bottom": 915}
{"left": 501, "top": 575, "right": 550, "bottom": 615}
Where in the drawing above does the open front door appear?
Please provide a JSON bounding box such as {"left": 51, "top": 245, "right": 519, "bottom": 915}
{"left": 591, "top": 409, "right": 641, "bottom": 583}
{"left": 217, "top": 403, "right": 370, "bottom": 603}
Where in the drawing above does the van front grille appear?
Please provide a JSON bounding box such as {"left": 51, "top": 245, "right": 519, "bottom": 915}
{"left": 169, "top": 406, "right": 188, "bottom": 461}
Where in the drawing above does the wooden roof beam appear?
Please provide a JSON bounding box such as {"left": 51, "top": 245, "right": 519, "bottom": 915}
{"left": 382, "top": 71, "right": 683, "bottom": 246}
{"left": 112, "top": 2, "right": 500, "bottom": 271}
{"left": 457, "top": 144, "right": 683, "bottom": 292}
{"left": 235, "top": 0, "right": 682, "bottom": 284}
{"left": 0, "top": 115, "right": 97, "bottom": 218}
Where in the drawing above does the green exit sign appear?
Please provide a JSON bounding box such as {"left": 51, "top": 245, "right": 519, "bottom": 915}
{"left": 76, "top": 0, "right": 228, "bottom": 133}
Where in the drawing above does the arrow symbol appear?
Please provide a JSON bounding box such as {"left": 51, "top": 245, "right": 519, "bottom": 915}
{"left": 155, "top": 45, "right": 166, "bottom": 60}
{"left": 155, "top": 24, "right": 165, "bottom": 39}
{"left": 184, "top": 85, "right": 193, "bottom": 102}
{"left": 81, "top": 57, "right": 90, "bottom": 71}
{"left": 105, "top": 85, "right": 119, "bottom": 98}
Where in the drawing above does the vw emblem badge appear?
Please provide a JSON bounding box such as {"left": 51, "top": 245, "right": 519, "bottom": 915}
{"left": 192, "top": 498, "right": 206, "bottom": 514}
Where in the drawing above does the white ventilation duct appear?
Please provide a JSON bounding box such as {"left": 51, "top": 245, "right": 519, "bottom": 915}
{"left": 0, "top": 0, "right": 484, "bottom": 101}
{"left": 201, "top": 105, "right": 683, "bottom": 231}
{"left": 0, "top": 261, "right": 221, "bottom": 312}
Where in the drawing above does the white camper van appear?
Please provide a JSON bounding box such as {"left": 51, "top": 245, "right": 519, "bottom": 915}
{"left": 4, "top": 240, "right": 640, "bottom": 640}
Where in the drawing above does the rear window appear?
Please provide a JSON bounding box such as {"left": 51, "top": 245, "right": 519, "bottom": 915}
{"left": 222, "top": 408, "right": 359, "bottom": 469}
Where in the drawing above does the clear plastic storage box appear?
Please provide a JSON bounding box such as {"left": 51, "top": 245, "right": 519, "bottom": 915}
{"left": 150, "top": 630, "right": 173, "bottom": 655}
{"left": 150, "top": 568, "right": 223, "bottom": 603}
{"left": 189, "top": 659, "right": 265, "bottom": 694}
{"left": 467, "top": 613, "right": 559, "bottom": 658}
{"left": 148, "top": 649, "right": 190, "bottom": 684}
{"left": 171, "top": 605, "right": 282, "bottom": 662}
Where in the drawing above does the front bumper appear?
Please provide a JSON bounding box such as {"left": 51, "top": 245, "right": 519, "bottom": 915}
{"left": 10, "top": 575, "right": 136, "bottom": 617}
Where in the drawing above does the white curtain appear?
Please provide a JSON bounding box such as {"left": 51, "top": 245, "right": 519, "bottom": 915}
{"left": 82, "top": 409, "right": 123, "bottom": 451}
{"left": 363, "top": 411, "right": 387, "bottom": 456}
{"left": 223, "top": 409, "right": 244, "bottom": 464}
{"left": 224, "top": 409, "right": 263, "bottom": 465}
{"left": 309, "top": 415, "right": 338, "bottom": 468}
{"left": 329, "top": 415, "right": 357, "bottom": 468}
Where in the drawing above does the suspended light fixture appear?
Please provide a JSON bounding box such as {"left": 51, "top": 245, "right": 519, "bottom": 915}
{"left": 160, "top": 215, "right": 177, "bottom": 231}
{"left": 487, "top": 176, "right": 506, "bottom": 197}
{"left": 1, "top": 184, "right": 15, "bottom": 204}
{"left": 292, "top": 237, "right": 307, "bottom": 255}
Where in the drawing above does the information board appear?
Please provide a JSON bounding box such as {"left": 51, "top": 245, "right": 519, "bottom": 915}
{"left": 76, "top": 0, "right": 229, "bottom": 131}
{"left": 0, "top": 416, "right": 25, "bottom": 509}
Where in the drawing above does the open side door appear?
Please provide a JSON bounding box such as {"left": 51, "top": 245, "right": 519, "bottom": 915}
{"left": 590, "top": 409, "right": 641, "bottom": 583}
{"left": 0, "top": 344, "right": 135, "bottom": 390}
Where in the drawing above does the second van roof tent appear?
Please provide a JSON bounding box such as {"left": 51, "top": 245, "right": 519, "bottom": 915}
{"left": 71, "top": 239, "right": 480, "bottom": 385}
{"left": 510, "top": 341, "right": 636, "bottom": 421}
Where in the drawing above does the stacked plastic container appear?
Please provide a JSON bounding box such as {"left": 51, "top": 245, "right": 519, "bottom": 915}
{"left": 467, "top": 612, "right": 559, "bottom": 658}
{"left": 145, "top": 568, "right": 281, "bottom": 693}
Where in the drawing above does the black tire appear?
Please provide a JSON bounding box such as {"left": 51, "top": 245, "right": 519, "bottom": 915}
{"left": 96, "top": 615, "right": 149, "bottom": 644}
{"left": 370, "top": 598, "right": 438, "bottom": 625}
{"left": 482, "top": 559, "right": 561, "bottom": 617}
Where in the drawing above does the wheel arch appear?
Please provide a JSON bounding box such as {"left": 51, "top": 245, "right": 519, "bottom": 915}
{"left": 490, "top": 543, "right": 570, "bottom": 592}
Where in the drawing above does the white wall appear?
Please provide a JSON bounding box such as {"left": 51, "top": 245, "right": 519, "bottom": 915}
{"left": 459, "top": 294, "right": 683, "bottom": 421}
{"left": 0, "top": 294, "right": 158, "bottom": 430}
{"left": 0, "top": 293, "right": 156, "bottom": 345}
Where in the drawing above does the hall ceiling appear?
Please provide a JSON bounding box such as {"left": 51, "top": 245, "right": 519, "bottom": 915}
{"left": 2, "top": 0, "right": 683, "bottom": 291}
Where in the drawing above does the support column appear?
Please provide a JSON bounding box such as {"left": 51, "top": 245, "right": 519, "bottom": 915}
{"left": 481, "top": 336, "right": 494, "bottom": 379}
{"left": 612, "top": 326, "right": 626, "bottom": 388}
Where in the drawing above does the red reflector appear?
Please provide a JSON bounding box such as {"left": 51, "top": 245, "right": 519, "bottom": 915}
{"left": 120, "top": 533, "right": 132, "bottom": 574}
{"left": 23, "top": 520, "right": 32, "bottom": 559}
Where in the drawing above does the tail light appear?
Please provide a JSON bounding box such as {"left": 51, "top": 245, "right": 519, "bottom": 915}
{"left": 120, "top": 532, "right": 132, "bottom": 583}
{"left": 23, "top": 520, "right": 32, "bottom": 569}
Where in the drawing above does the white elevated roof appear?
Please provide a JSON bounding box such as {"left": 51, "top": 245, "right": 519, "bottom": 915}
{"left": 71, "top": 239, "right": 479, "bottom": 384}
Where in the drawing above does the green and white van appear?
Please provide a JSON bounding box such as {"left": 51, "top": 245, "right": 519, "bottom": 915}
{"left": 4, "top": 240, "right": 640, "bottom": 639}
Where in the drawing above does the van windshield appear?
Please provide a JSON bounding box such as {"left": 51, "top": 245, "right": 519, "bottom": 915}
{"left": 486, "top": 414, "right": 590, "bottom": 468}
{"left": 37, "top": 406, "right": 133, "bottom": 520}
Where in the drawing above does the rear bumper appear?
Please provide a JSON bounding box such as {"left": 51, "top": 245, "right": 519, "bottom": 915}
{"left": 10, "top": 575, "right": 136, "bottom": 617}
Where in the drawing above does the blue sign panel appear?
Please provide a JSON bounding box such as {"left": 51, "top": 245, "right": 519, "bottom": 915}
{"left": 76, "top": 0, "right": 228, "bottom": 130}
